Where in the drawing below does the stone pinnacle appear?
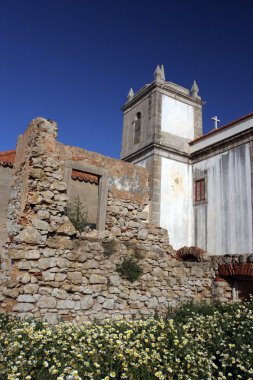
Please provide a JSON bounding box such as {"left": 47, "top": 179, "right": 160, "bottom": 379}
{"left": 191, "top": 80, "right": 199, "bottom": 97}
{"left": 127, "top": 88, "right": 134, "bottom": 101}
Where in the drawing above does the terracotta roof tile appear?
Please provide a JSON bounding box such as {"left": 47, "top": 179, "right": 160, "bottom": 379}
{"left": 0, "top": 150, "right": 16, "bottom": 167}
{"left": 71, "top": 169, "right": 99, "bottom": 184}
{"left": 190, "top": 111, "right": 253, "bottom": 145}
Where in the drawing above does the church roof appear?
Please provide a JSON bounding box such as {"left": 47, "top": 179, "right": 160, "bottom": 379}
{"left": 190, "top": 111, "right": 253, "bottom": 145}
{"left": 0, "top": 149, "right": 16, "bottom": 167}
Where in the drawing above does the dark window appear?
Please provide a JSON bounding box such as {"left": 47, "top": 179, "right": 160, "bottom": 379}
{"left": 237, "top": 279, "right": 253, "bottom": 301}
{"left": 195, "top": 178, "right": 205, "bottom": 202}
{"left": 133, "top": 112, "right": 142, "bottom": 144}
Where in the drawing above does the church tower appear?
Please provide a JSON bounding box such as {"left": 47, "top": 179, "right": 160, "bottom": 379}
{"left": 121, "top": 66, "right": 205, "bottom": 248}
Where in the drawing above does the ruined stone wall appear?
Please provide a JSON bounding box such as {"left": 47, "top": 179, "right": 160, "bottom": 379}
{"left": 0, "top": 117, "right": 235, "bottom": 323}
{"left": 0, "top": 166, "right": 13, "bottom": 258}
{"left": 0, "top": 117, "right": 77, "bottom": 313}
{"left": 1, "top": 226, "right": 232, "bottom": 323}
{"left": 59, "top": 142, "right": 150, "bottom": 234}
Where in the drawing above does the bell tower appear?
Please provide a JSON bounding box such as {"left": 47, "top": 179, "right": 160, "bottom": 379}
{"left": 121, "top": 66, "right": 205, "bottom": 248}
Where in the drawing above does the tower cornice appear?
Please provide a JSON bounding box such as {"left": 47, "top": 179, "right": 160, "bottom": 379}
{"left": 121, "top": 81, "right": 205, "bottom": 112}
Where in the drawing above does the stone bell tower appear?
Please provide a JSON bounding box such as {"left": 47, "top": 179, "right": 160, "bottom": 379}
{"left": 121, "top": 66, "right": 205, "bottom": 248}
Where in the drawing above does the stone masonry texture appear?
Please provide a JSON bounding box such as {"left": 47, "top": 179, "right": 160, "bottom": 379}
{"left": 0, "top": 117, "right": 247, "bottom": 323}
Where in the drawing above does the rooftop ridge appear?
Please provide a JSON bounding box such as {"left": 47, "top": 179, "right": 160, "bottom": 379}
{"left": 190, "top": 111, "right": 253, "bottom": 145}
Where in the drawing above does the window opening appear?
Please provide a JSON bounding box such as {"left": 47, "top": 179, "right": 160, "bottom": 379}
{"left": 133, "top": 112, "right": 142, "bottom": 144}
{"left": 195, "top": 178, "right": 206, "bottom": 203}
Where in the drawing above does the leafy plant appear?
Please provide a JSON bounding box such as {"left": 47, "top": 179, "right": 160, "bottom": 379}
{"left": 116, "top": 256, "right": 143, "bottom": 282}
{"left": 66, "top": 195, "right": 88, "bottom": 233}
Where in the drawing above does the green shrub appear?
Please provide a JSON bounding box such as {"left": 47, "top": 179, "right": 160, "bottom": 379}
{"left": 116, "top": 256, "right": 143, "bottom": 282}
{"left": 66, "top": 196, "right": 88, "bottom": 232}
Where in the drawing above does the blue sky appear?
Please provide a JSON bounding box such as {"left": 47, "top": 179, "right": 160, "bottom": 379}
{"left": 0, "top": 0, "right": 252, "bottom": 158}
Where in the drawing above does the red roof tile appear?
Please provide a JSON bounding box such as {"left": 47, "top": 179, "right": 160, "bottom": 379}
{"left": 71, "top": 169, "right": 99, "bottom": 184}
{"left": 0, "top": 150, "right": 16, "bottom": 166}
{"left": 190, "top": 112, "right": 253, "bottom": 145}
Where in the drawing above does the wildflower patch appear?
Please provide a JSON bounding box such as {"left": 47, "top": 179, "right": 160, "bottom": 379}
{"left": 0, "top": 300, "right": 253, "bottom": 379}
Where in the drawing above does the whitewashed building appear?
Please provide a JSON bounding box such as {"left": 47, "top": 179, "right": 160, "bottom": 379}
{"left": 121, "top": 65, "right": 253, "bottom": 255}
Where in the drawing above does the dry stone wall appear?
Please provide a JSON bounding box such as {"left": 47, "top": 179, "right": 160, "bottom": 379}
{"left": 0, "top": 117, "right": 77, "bottom": 316}
{"left": 0, "top": 117, "right": 235, "bottom": 323}
{"left": 0, "top": 226, "right": 230, "bottom": 323}
{"left": 0, "top": 165, "right": 13, "bottom": 259}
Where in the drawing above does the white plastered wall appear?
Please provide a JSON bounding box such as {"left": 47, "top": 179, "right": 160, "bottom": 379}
{"left": 161, "top": 95, "right": 194, "bottom": 139}
{"left": 160, "top": 157, "right": 193, "bottom": 249}
{"left": 193, "top": 144, "right": 253, "bottom": 255}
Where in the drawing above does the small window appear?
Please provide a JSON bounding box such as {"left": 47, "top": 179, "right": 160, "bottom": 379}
{"left": 133, "top": 112, "right": 142, "bottom": 144}
{"left": 195, "top": 178, "right": 206, "bottom": 203}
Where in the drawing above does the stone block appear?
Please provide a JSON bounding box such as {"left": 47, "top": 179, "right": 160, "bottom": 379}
{"left": 55, "top": 273, "right": 66, "bottom": 282}
{"left": 17, "top": 295, "right": 35, "bottom": 303}
{"left": 129, "top": 300, "right": 142, "bottom": 308}
{"left": 67, "top": 271, "right": 83, "bottom": 284}
{"left": 23, "top": 284, "right": 39, "bottom": 294}
{"left": 30, "top": 168, "right": 44, "bottom": 179}
{"left": 138, "top": 229, "right": 148, "bottom": 240}
{"left": 57, "top": 221, "right": 76, "bottom": 236}
{"left": 109, "top": 287, "right": 121, "bottom": 294}
{"left": 190, "top": 266, "right": 204, "bottom": 278}
{"left": 137, "top": 211, "right": 148, "bottom": 220}
{"left": 42, "top": 248, "right": 55, "bottom": 257}
{"left": 173, "top": 266, "right": 186, "bottom": 277}
{"left": 9, "top": 249, "right": 40, "bottom": 260}
{"left": 18, "top": 227, "right": 42, "bottom": 245}
{"left": 57, "top": 257, "right": 69, "bottom": 268}
{"left": 32, "top": 219, "right": 50, "bottom": 231}
{"left": 89, "top": 274, "right": 107, "bottom": 284}
{"left": 50, "top": 181, "right": 67, "bottom": 192}
{"left": 44, "top": 312, "right": 58, "bottom": 324}
{"left": 111, "top": 226, "right": 121, "bottom": 236}
{"left": 37, "top": 296, "right": 57, "bottom": 309}
{"left": 43, "top": 271, "right": 55, "bottom": 281}
{"left": 51, "top": 288, "right": 68, "bottom": 299}
{"left": 57, "top": 300, "right": 75, "bottom": 309}
{"left": 6, "top": 278, "right": 18, "bottom": 288}
{"left": 28, "top": 193, "right": 43, "bottom": 205}
{"left": 38, "top": 257, "right": 57, "bottom": 270}
{"left": 108, "top": 205, "right": 119, "bottom": 214}
{"left": 17, "top": 261, "right": 31, "bottom": 270}
{"left": 47, "top": 236, "right": 73, "bottom": 249}
{"left": 21, "top": 273, "right": 31, "bottom": 284}
{"left": 13, "top": 303, "right": 34, "bottom": 312}
{"left": 109, "top": 274, "right": 121, "bottom": 286}
{"left": 148, "top": 297, "right": 159, "bottom": 309}
{"left": 83, "top": 259, "right": 99, "bottom": 269}
{"left": 153, "top": 267, "right": 164, "bottom": 277}
{"left": 80, "top": 295, "right": 94, "bottom": 310}
{"left": 37, "top": 210, "right": 50, "bottom": 220}
{"left": 103, "top": 299, "right": 115, "bottom": 309}
{"left": 149, "top": 287, "right": 161, "bottom": 296}
{"left": 3, "top": 288, "right": 20, "bottom": 298}
{"left": 97, "top": 296, "right": 105, "bottom": 303}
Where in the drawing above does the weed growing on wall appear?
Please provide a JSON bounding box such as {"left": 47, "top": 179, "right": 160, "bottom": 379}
{"left": 66, "top": 195, "right": 88, "bottom": 232}
{"left": 116, "top": 255, "right": 143, "bottom": 282}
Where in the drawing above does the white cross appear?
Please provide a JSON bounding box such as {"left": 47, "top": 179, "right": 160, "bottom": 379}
{"left": 211, "top": 116, "right": 220, "bottom": 129}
